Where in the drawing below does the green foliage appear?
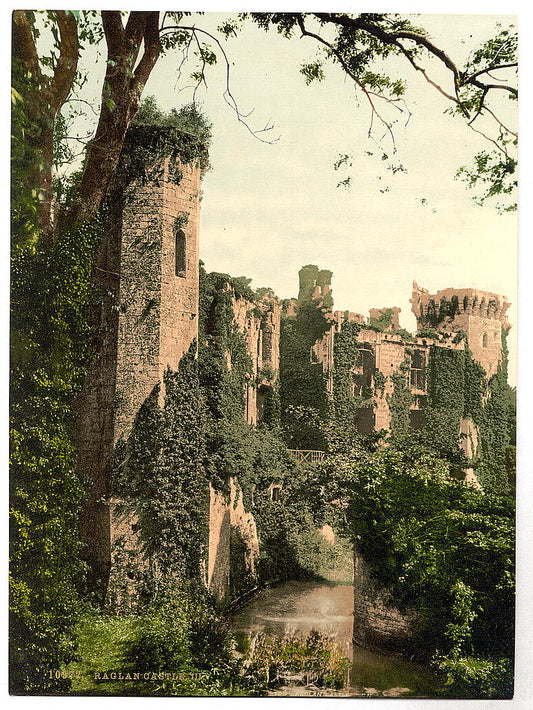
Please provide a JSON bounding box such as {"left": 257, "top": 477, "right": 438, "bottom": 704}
{"left": 63, "top": 613, "right": 144, "bottom": 694}
{"left": 369, "top": 307, "right": 394, "bottom": 331}
{"left": 11, "top": 78, "right": 39, "bottom": 246}
{"left": 331, "top": 320, "right": 367, "bottom": 426}
{"left": 279, "top": 291, "right": 332, "bottom": 449}
{"left": 65, "top": 587, "right": 268, "bottom": 696}
{"left": 198, "top": 266, "right": 254, "bottom": 425}
{"left": 198, "top": 264, "right": 339, "bottom": 585}
{"left": 421, "top": 347, "right": 469, "bottom": 469}
{"left": 247, "top": 630, "right": 351, "bottom": 689}
{"left": 10, "top": 215, "right": 102, "bottom": 692}
{"left": 300, "top": 61, "right": 325, "bottom": 85}
{"left": 373, "top": 370, "right": 386, "bottom": 397}
{"left": 245, "top": 13, "right": 516, "bottom": 210}
{"left": 435, "top": 654, "right": 513, "bottom": 699}
{"left": 388, "top": 358, "right": 413, "bottom": 441}
{"left": 252, "top": 466, "right": 344, "bottom": 585}
{"left": 456, "top": 150, "right": 517, "bottom": 213}
{"left": 113, "top": 347, "right": 209, "bottom": 587}
{"left": 476, "top": 331, "right": 515, "bottom": 494}
{"left": 297, "top": 264, "right": 333, "bottom": 308}
{"left": 335, "top": 441, "right": 514, "bottom": 698}
{"left": 125, "top": 97, "right": 212, "bottom": 181}
{"left": 123, "top": 584, "right": 243, "bottom": 695}
{"left": 419, "top": 333, "right": 514, "bottom": 494}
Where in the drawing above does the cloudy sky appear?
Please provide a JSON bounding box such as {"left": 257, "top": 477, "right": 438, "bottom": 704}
{"left": 139, "top": 12, "right": 518, "bottom": 381}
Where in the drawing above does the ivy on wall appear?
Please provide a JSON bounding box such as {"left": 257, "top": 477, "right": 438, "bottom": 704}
{"left": 112, "top": 346, "right": 209, "bottom": 598}
{"left": 198, "top": 264, "right": 344, "bottom": 587}
{"left": 123, "top": 97, "right": 212, "bottom": 186}
{"left": 331, "top": 320, "right": 365, "bottom": 425}
{"left": 297, "top": 264, "right": 333, "bottom": 309}
{"left": 420, "top": 336, "right": 514, "bottom": 494}
{"left": 476, "top": 330, "right": 515, "bottom": 494}
{"left": 279, "top": 297, "right": 331, "bottom": 450}
{"left": 387, "top": 358, "right": 414, "bottom": 440}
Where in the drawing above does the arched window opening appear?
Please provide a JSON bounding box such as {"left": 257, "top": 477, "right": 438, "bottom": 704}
{"left": 175, "top": 229, "right": 186, "bottom": 277}
{"left": 482, "top": 332, "right": 488, "bottom": 348}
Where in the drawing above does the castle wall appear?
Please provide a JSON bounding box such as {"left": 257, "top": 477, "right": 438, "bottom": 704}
{"left": 77, "top": 141, "right": 203, "bottom": 600}
{"left": 411, "top": 282, "right": 510, "bottom": 378}
{"left": 207, "top": 480, "right": 260, "bottom": 603}
{"left": 113, "top": 158, "right": 200, "bottom": 442}
{"left": 353, "top": 549, "right": 417, "bottom": 652}
{"left": 231, "top": 291, "right": 281, "bottom": 425}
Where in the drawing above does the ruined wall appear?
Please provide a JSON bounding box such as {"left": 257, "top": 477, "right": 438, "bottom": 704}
{"left": 369, "top": 306, "right": 401, "bottom": 331}
{"left": 353, "top": 550, "right": 417, "bottom": 653}
{"left": 77, "top": 132, "right": 202, "bottom": 600}
{"left": 230, "top": 291, "right": 281, "bottom": 425}
{"left": 411, "top": 282, "right": 511, "bottom": 378}
{"left": 207, "top": 480, "right": 260, "bottom": 603}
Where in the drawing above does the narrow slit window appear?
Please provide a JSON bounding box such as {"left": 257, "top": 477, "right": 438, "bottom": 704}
{"left": 482, "top": 332, "right": 488, "bottom": 348}
{"left": 175, "top": 229, "right": 186, "bottom": 277}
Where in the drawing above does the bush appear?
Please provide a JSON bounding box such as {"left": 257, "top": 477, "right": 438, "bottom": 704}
{"left": 123, "top": 584, "right": 265, "bottom": 696}
{"left": 248, "top": 630, "right": 350, "bottom": 689}
{"left": 435, "top": 654, "right": 513, "bottom": 699}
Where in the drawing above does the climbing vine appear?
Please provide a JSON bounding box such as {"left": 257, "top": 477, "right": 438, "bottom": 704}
{"left": 279, "top": 296, "right": 331, "bottom": 450}
{"left": 331, "top": 320, "right": 368, "bottom": 426}
{"left": 476, "top": 329, "right": 515, "bottom": 494}
{"left": 387, "top": 357, "right": 413, "bottom": 440}
{"left": 112, "top": 345, "right": 210, "bottom": 600}
{"left": 123, "top": 97, "right": 212, "bottom": 186}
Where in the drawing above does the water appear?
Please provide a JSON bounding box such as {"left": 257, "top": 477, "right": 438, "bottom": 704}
{"left": 229, "top": 580, "right": 441, "bottom": 697}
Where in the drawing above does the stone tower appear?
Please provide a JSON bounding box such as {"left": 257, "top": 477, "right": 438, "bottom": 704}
{"left": 75, "top": 126, "right": 202, "bottom": 598}
{"left": 411, "top": 282, "right": 511, "bottom": 377}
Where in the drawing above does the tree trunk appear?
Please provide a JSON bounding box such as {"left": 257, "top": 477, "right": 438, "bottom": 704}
{"left": 58, "top": 11, "right": 161, "bottom": 237}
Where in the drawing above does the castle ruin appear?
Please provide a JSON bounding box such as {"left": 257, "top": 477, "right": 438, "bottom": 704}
{"left": 76, "top": 127, "right": 511, "bottom": 608}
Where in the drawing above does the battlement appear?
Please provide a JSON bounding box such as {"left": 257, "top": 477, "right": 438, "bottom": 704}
{"left": 411, "top": 282, "right": 511, "bottom": 328}
{"left": 411, "top": 281, "right": 511, "bottom": 377}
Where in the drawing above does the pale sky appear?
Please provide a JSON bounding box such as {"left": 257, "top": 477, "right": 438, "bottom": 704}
{"left": 140, "top": 12, "right": 518, "bottom": 382}
{"left": 27, "top": 8, "right": 519, "bottom": 383}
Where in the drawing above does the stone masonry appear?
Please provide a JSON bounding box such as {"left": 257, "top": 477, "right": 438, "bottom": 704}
{"left": 75, "top": 121, "right": 511, "bottom": 621}
{"left": 77, "top": 129, "right": 274, "bottom": 606}
{"left": 76, "top": 133, "right": 202, "bottom": 601}
{"left": 305, "top": 270, "right": 510, "bottom": 468}
{"left": 411, "top": 281, "right": 510, "bottom": 378}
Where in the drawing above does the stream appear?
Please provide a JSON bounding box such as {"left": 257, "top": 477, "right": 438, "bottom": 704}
{"left": 229, "top": 580, "right": 441, "bottom": 698}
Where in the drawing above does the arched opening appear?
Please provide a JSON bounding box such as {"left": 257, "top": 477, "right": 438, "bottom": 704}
{"left": 175, "top": 229, "right": 186, "bottom": 277}
{"left": 482, "top": 332, "right": 488, "bottom": 348}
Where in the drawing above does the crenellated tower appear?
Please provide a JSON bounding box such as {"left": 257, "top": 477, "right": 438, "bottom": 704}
{"left": 411, "top": 282, "right": 511, "bottom": 377}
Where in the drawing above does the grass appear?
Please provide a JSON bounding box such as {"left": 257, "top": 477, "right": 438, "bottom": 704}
{"left": 63, "top": 613, "right": 145, "bottom": 695}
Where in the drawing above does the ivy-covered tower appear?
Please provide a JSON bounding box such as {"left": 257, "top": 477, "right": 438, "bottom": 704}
{"left": 411, "top": 282, "right": 511, "bottom": 377}
{"left": 75, "top": 124, "right": 202, "bottom": 600}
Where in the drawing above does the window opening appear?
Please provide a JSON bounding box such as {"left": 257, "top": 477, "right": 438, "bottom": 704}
{"left": 175, "top": 229, "right": 186, "bottom": 277}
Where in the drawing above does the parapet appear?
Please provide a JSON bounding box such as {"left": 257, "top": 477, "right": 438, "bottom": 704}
{"left": 411, "top": 281, "right": 511, "bottom": 331}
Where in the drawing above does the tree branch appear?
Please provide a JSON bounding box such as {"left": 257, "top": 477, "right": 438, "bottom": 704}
{"left": 296, "top": 16, "right": 398, "bottom": 151}
{"left": 161, "top": 22, "right": 279, "bottom": 143}
{"left": 47, "top": 11, "right": 79, "bottom": 114}
{"left": 12, "top": 10, "right": 40, "bottom": 78}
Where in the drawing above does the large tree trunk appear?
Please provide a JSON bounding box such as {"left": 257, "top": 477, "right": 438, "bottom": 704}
{"left": 58, "top": 11, "right": 161, "bottom": 236}
{"left": 12, "top": 10, "right": 79, "bottom": 243}
{"left": 13, "top": 10, "right": 162, "bottom": 243}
